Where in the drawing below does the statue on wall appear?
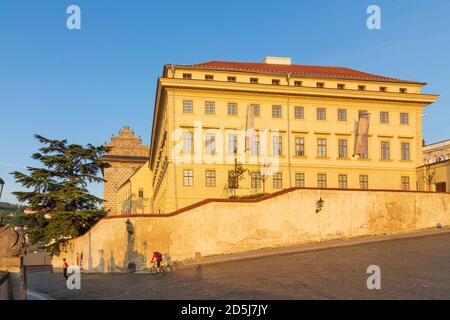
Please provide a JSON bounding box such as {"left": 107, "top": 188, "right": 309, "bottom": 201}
{"left": 0, "top": 224, "right": 26, "bottom": 257}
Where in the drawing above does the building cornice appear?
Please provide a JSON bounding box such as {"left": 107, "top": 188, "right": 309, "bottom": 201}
{"left": 159, "top": 78, "right": 438, "bottom": 106}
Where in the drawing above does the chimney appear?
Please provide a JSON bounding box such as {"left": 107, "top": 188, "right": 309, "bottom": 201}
{"left": 263, "top": 56, "right": 292, "bottom": 65}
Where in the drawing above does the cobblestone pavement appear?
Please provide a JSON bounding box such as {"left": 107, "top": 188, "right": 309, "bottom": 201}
{"left": 27, "top": 233, "right": 450, "bottom": 300}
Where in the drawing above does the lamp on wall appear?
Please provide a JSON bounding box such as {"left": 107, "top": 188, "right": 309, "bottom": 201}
{"left": 315, "top": 197, "right": 324, "bottom": 213}
{"left": 0, "top": 177, "right": 4, "bottom": 200}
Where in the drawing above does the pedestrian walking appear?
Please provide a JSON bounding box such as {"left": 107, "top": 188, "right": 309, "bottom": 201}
{"left": 63, "top": 258, "right": 69, "bottom": 280}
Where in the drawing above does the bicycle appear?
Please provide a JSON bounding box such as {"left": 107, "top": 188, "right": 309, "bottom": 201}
{"left": 163, "top": 261, "right": 176, "bottom": 273}
{"left": 150, "top": 261, "right": 167, "bottom": 276}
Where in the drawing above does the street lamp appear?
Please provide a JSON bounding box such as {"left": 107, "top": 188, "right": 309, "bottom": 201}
{"left": 315, "top": 197, "right": 324, "bottom": 213}
{"left": 0, "top": 177, "right": 4, "bottom": 200}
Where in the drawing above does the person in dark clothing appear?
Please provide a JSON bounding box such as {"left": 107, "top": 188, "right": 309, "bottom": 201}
{"left": 63, "top": 258, "right": 69, "bottom": 280}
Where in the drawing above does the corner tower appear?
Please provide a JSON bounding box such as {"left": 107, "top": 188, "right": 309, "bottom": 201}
{"left": 101, "top": 126, "right": 149, "bottom": 215}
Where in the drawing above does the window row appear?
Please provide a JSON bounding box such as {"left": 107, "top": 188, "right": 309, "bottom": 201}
{"left": 182, "top": 169, "right": 411, "bottom": 191}
{"left": 181, "top": 73, "right": 409, "bottom": 93}
{"left": 183, "top": 132, "right": 412, "bottom": 160}
{"left": 182, "top": 100, "right": 410, "bottom": 124}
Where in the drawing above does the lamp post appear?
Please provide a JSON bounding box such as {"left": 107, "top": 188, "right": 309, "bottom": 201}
{"left": 0, "top": 178, "right": 4, "bottom": 224}
{"left": 0, "top": 177, "right": 4, "bottom": 200}
{"left": 315, "top": 197, "right": 324, "bottom": 213}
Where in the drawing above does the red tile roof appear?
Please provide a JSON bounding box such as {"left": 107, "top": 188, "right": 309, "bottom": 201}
{"left": 183, "top": 60, "right": 424, "bottom": 84}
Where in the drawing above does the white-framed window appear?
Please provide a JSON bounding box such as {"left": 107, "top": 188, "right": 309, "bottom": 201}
{"left": 228, "top": 134, "right": 238, "bottom": 154}
{"left": 251, "top": 104, "right": 260, "bottom": 117}
{"left": 338, "top": 139, "right": 348, "bottom": 158}
{"left": 273, "top": 172, "right": 283, "bottom": 189}
{"left": 317, "top": 108, "right": 326, "bottom": 120}
{"left": 183, "top": 100, "right": 193, "bottom": 113}
{"left": 381, "top": 141, "right": 390, "bottom": 160}
{"left": 272, "top": 105, "right": 282, "bottom": 118}
{"left": 295, "top": 137, "right": 305, "bottom": 156}
{"left": 401, "top": 176, "right": 410, "bottom": 190}
{"left": 251, "top": 172, "right": 261, "bottom": 189}
{"left": 360, "top": 175, "right": 369, "bottom": 189}
{"left": 400, "top": 112, "right": 409, "bottom": 125}
{"left": 205, "top": 170, "right": 216, "bottom": 187}
{"left": 317, "top": 138, "right": 327, "bottom": 157}
{"left": 183, "top": 169, "right": 194, "bottom": 186}
{"left": 205, "top": 133, "right": 216, "bottom": 154}
{"left": 338, "top": 109, "right": 347, "bottom": 121}
{"left": 251, "top": 135, "right": 260, "bottom": 156}
{"left": 380, "top": 111, "right": 389, "bottom": 124}
{"left": 338, "top": 174, "right": 348, "bottom": 189}
{"left": 317, "top": 174, "right": 327, "bottom": 188}
{"left": 295, "top": 172, "right": 305, "bottom": 188}
{"left": 205, "top": 101, "right": 215, "bottom": 114}
{"left": 294, "top": 106, "right": 304, "bottom": 119}
{"left": 401, "top": 142, "right": 410, "bottom": 160}
{"left": 183, "top": 131, "right": 193, "bottom": 153}
{"left": 273, "top": 136, "right": 282, "bottom": 156}
{"left": 228, "top": 103, "right": 238, "bottom": 116}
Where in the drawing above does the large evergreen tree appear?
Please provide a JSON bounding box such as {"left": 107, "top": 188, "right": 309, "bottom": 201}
{"left": 11, "top": 134, "right": 110, "bottom": 254}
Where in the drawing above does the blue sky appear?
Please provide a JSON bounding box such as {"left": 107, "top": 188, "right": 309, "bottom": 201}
{"left": 0, "top": 0, "right": 449, "bottom": 204}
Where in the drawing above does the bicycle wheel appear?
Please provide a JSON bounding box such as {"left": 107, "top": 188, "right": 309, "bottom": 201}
{"left": 165, "top": 266, "right": 173, "bottom": 273}
{"left": 150, "top": 266, "right": 157, "bottom": 276}
{"left": 160, "top": 267, "right": 167, "bottom": 276}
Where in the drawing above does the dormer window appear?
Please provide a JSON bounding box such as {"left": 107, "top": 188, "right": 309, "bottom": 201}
{"left": 337, "top": 84, "right": 345, "bottom": 90}
{"left": 272, "top": 79, "right": 280, "bottom": 85}
{"left": 399, "top": 88, "right": 408, "bottom": 93}
{"left": 379, "top": 86, "right": 387, "bottom": 92}
{"left": 316, "top": 82, "right": 325, "bottom": 88}
{"left": 250, "top": 78, "right": 258, "bottom": 84}
{"left": 294, "top": 81, "right": 302, "bottom": 87}
{"left": 358, "top": 85, "right": 366, "bottom": 91}
{"left": 227, "top": 76, "right": 236, "bottom": 82}
{"left": 183, "top": 73, "right": 192, "bottom": 79}
{"left": 205, "top": 74, "right": 214, "bottom": 80}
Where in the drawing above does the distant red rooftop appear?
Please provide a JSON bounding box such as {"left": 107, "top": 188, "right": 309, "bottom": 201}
{"left": 179, "top": 60, "right": 425, "bottom": 85}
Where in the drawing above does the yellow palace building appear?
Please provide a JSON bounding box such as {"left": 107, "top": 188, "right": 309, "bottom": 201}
{"left": 114, "top": 57, "right": 438, "bottom": 215}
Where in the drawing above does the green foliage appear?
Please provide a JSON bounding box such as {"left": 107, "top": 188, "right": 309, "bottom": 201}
{"left": 10, "top": 134, "right": 110, "bottom": 255}
{"left": 228, "top": 161, "right": 249, "bottom": 189}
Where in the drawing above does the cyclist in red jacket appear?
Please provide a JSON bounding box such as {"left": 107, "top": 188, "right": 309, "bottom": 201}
{"left": 151, "top": 251, "right": 163, "bottom": 273}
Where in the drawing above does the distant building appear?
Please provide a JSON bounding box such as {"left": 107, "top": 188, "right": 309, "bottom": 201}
{"left": 417, "top": 139, "right": 450, "bottom": 192}
{"left": 23, "top": 208, "right": 36, "bottom": 215}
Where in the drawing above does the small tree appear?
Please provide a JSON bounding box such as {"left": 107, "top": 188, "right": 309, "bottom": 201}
{"left": 259, "top": 161, "right": 272, "bottom": 194}
{"left": 228, "top": 159, "right": 249, "bottom": 196}
{"left": 423, "top": 162, "right": 437, "bottom": 191}
{"left": 11, "top": 134, "right": 110, "bottom": 254}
